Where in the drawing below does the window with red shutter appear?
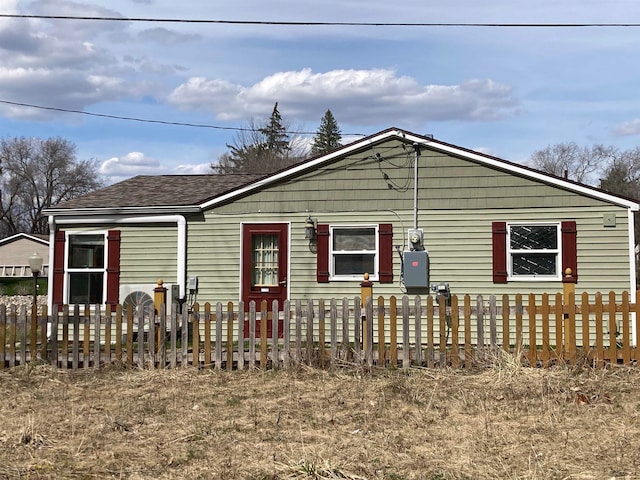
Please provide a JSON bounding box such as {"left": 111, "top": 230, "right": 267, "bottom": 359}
{"left": 492, "top": 221, "right": 577, "bottom": 283}
{"left": 59, "top": 229, "right": 121, "bottom": 305}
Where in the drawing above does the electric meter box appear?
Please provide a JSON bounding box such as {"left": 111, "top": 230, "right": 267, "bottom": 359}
{"left": 403, "top": 250, "right": 430, "bottom": 288}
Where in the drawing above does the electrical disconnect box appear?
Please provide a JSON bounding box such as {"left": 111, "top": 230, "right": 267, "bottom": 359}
{"left": 403, "top": 250, "right": 430, "bottom": 288}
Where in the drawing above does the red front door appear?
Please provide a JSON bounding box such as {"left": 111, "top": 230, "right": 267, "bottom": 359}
{"left": 241, "top": 223, "right": 288, "bottom": 337}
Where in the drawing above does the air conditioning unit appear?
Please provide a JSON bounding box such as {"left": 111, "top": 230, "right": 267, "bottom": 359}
{"left": 119, "top": 283, "right": 179, "bottom": 318}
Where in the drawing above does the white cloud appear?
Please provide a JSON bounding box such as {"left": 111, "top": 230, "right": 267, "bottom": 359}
{"left": 614, "top": 119, "right": 640, "bottom": 136}
{"left": 99, "top": 151, "right": 167, "bottom": 183}
{"left": 98, "top": 152, "right": 211, "bottom": 183}
{"left": 167, "top": 68, "right": 519, "bottom": 125}
{"left": 174, "top": 163, "right": 212, "bottom": 175}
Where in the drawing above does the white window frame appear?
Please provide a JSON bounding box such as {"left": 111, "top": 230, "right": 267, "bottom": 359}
{"left": 507, "top": 222, "right": 562, "bottom": 282}
{"left": 64, "top": 231, "right": 108, "bottom": 305}
{"left": 329, "top": 224, "right": 379, "bottom": 281}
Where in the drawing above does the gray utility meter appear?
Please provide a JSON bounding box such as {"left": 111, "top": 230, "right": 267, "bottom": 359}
{"left": 403, "top": 250, "right": 430, "bottom": 288}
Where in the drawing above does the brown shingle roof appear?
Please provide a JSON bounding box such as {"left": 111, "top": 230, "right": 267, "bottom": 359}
{"left": 53, "top": 174, "right": 263, "bottom": 210}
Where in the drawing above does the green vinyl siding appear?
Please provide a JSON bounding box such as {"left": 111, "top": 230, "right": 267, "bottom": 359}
{"left": 119, "top": 225, "right": 178, "bottom": 285}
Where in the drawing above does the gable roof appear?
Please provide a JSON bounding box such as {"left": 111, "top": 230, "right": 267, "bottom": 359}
{"left": 0, "top": 233, "right": 49, "bottom": 246}
{"left": 45, "top": 128, "right": 640, "bottom": 215}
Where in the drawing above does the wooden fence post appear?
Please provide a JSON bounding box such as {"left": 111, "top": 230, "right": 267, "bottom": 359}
{"left": 563, "top": 268, "right": 576, "bottom": 363}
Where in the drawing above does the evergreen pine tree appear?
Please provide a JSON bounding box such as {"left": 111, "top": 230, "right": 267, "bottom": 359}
{"left": 213, "top": 103, "right": 305, "bottom": 174}
{"left": 310, "top": 109, "right": 342, "bottom": 156}
{"left": 259, "top": 102, "right": 290, "bottom": 154}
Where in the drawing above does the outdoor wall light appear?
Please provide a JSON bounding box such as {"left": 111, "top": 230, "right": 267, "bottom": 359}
{"left": 304, "top": 216, "right": 317, "bottom": 240}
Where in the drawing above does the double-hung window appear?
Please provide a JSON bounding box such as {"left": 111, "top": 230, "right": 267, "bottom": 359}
{"left": 330, "top": 225, "right": 378, "bottom": 281}
{"left": 507, "top": 223, "right": 561, "bottom": 280}
{"left": 67, "top": 233, "right": 106, "bottom": 304}
{"left": 317, "top": 223, "right": 393, "bottom": 283}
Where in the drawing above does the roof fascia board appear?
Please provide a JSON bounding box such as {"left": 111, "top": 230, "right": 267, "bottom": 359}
{"left": 0, "top": 233, "right": 49, "bottom": 246}
{"left": 199, "top": 130, "right": 399, "bottom": 209}
{"left": 44, "top": 205, "right": 201, "bottom": 217}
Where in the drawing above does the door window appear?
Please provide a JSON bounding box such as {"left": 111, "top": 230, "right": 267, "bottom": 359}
{"left": 252, "top": 234, "right": 279, "bottom": 287}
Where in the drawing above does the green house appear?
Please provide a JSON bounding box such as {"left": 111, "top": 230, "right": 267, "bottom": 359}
{"left": 44, "top": 128, "right": 640, "bottom": 314}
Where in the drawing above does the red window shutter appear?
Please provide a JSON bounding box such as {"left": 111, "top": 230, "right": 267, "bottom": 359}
{"left": 106, "top": 230, "right": 121, "bottom": 305}
{"left": 52, "top": 230, "right": 66, "bottom": 307}
{"left": 561, "top": 221, "right": 578, "bottom": 283}
{"left": 378, "top": 223, "right": 394, "bottom": 283}
{"left": 492, "top": 221, "right": 508, "bottom": 283}
{"left": 316, "top": 224, "right": 330, "bottom": 283}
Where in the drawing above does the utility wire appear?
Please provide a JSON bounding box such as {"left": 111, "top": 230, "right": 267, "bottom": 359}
{"left": 0, "top": 14, "right": 639, "bottom": 27}
{"left": 0, "top": 99, "right": 366, "bottom": 137}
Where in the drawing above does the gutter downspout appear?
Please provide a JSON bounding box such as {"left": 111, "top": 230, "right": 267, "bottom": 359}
{"left": 629, "top": 209, "right": 637, "bottom": 345}
{"left": 47, "top": 214, "right": 187, "bottom": 311}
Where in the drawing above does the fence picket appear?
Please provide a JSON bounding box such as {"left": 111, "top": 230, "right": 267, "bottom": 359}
{"left": 284, "top": 300, "right": 292, "bottom": 368}
{"left": 464, "top": 295, "right": 472, "bottom": 367}
{"left": 501, "top": 294, "right": 509, "bottom": 354}
{"left": 273, "top": 300, "right": 280, "bottom": 369}
{"left": 93, "top": 306, "right": 101, "bottom": 368}
{"left": 330, "top": 298, "right": 337, "bottom": 365}
{"left": 61, "top": 305, "right": 69, "bottom": 369}
{"left": 415, "top": 296, "right": 422, "bottom": 366}
{"left": 237, "top": 301, "right": 245, "bottom": 370}
{"left": 295, "top": 299, "right": 302, "bottom": 364}
{"left": 489, "top": 295, "right": 497, "bottom": 349}
{"left": 341, "top": 297, "right": 350, "bottom": 362}
{"left": 72, "top": 305, "right": 80, "bottom": 369}
{"left": 554, "top": 293, "right": 563, "bottom": 362}
{"left": 8, "top": 306, "right": 16, "bottom": 367}
{"left": 594, "top": 293, "right": 604, "bottom": 367}
{"left": 216, "top": 302, "right": 223, "bottom": 370}
{"left": 181, "top": 307, "right": 189, "bottom": 368}
{"left": 528, "top": 293, "right": 537, "bottom": 366}
{"left": 389, "top": 296, "right": 397, "bottom": 368}
{"left": 364, "top": 297, "right": 373, "bottom": 366}
{"left": 249, "top": 301, "right": 256, "bottom": 368}
{"left": 581, "top": 292, "right": 590, "bottom": 362}
{"left": 608, "top": 291, "right": 617, "bottom": 364}
{"left": 401, "top": 296, "right": 410, "bottom": 368}
{"left": 622, "top": 291, "right": 631, "bottom": 365}
{"left": 19, "top": 307, "right": 26, "bottom": 365}
{"left": 541, "top": 293, "right": 550, "bottom": 367}
{"left": 318, "top": 299, "right": 325, "bottom": 368}
{"left": 306, "top": 299, "right": 314, "bottom": 365}
{"left": 227, "top": 302, "right": 234, "bottom": 371}
{"left": 203, "top": 303, "right": 211, "bottom": 368}
{"left": 451, "top": 295, "right": 459, "bottom": 369}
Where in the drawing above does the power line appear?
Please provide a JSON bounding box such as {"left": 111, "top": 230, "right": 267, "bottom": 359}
{"left": 1, "top": 14, "right": 639, "bottom": 28}
{"left": 0, "top": 99, "right": 366, "bottom": 137}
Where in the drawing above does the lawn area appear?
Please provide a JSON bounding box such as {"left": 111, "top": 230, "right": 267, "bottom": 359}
{"left": 0, "top": 360, "right": 639, "bottom": 479}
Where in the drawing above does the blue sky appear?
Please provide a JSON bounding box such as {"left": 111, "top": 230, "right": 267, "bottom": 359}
{"left": 1, "top": 0, "right": 640, "bottom": 184}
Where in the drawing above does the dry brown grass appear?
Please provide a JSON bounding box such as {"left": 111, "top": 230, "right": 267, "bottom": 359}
{"left": 0, "top": 359, "right": 639, "bottom": 479}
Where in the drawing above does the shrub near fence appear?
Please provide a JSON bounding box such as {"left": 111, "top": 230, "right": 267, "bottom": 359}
{"left": 0, "top": 292, "right": 639, "bottom": 371}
